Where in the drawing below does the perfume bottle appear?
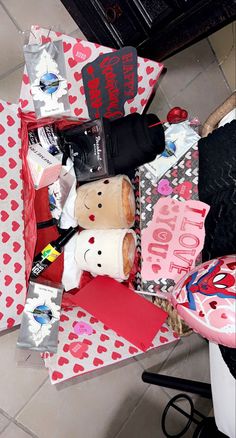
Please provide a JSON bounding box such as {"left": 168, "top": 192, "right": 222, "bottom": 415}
{"left": 30, "top": 226, "right": 79, "bottom": 279}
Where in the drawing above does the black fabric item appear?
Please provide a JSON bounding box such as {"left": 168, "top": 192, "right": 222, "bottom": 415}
{"left": 198, "top": 120, "right": 236, "bottom": 379}
{"left": 104, "top": 113, "right": 165, "bottom": 174}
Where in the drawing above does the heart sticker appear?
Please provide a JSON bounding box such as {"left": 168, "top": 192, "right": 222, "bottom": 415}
{"left": 74, "top": 321, "right": 93, "bottom": 336}
{"left": 72, "top": 43, "right": 92, "bottom": 63}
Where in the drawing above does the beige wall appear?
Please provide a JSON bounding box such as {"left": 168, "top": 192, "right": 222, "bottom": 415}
{"left": 209, "top": 21, "right": 236, "bottom": 91}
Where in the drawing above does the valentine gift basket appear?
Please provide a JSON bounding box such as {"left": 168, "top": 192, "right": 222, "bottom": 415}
{"left": 1, "top": 26, "right": 182, "bottom": 385}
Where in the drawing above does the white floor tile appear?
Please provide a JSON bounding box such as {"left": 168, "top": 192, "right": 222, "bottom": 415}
{"left": 17, "top": 358, "right": 147, "bottom": 438}
{"left": 0, "top": 66, "right": 23, "bottom": 103}
{"left": 0, "top": 5, "right": 24, "bottom": 76}
{"left": 1, "top": 0, "right": 77, "bottom": 35}
{"left": 0, "top": 329, "right": 47, "bottom": 417}
{"left": 0, "top": 413, "right": 10, "bottom": 434}
{"left": 0, "top": 422, "right": 34, "bottom": 438}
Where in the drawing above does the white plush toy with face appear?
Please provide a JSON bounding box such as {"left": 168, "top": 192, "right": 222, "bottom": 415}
{"left": 75, "top": 229, "right": 136, "bottom": 280}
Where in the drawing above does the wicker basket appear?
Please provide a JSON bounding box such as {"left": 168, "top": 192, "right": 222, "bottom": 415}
{"left": 153, "top": 297, "right": 193, "bottom": 337}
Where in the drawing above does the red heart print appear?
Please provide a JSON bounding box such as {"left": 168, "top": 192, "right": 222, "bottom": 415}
{"left": 209, "top": 301, "right": 217, "bottom": 309}
{"left": 68, "top": 82, "right": 72, "bottom": 90}
{"left": 9, "top": 158, "right": 17, "bottom": 169}
{"left": 12, "top": 221, "right": 20, "bottom": 231}
{"left": 59, "top": 326, "right": 64, "bottom": 332}
{"left": 148, "top": 78, "right": 156, "bottom": 87}
{"left": 82, "top": 338, "right": 92, "bottom": 345}
{"left": 112, "top": 351, "right": 121, "bottom": 360}
{"left": 146, "top": 66, "right": 154, "bottom": 75}
{"left": 68, "top": 57, "right": 77, "bottom": 68}
{"left": 93, "top": 357, "right": 104, "bottom": 366}
{"left": 0, "top": 102, "right": 4, "bottom": 112}
{"left": 160, "top": 336, "right": 168, "bottom": 343}
{"left": 103, "top": 325, "right": 110, "bottom": 330}
{"left": 68, "top": 332, "right": 78, "bottom": 341}
{"left": 69, "top": 95, "right": 77, "bottom": 105}
{"left": 129, "top": 346, "right": 138, "bottom": 354}
{"left": 127, "top": 98, "right": 134, "bottom": 104}
{"left": 52, "top": 371, "right": 63, "bottom": 381}
{"left": 8, "top": 137, "right": 16, "bottom": 148}
{"left": 0, "top": 146, "right": 6, "bottom": 156}
{"left": 130, "top": 107, "right": 137, "bottom": 113}
{"left": 63, "top": 41, "right": 72, "bottom": 53}
{"left": 173, "top": 332, "right": 179, "bottom": 338}
{"left": 10, "top": 179, "right": 18, "bottom": 190}
{"left": 23, "top": 74, "right": 30, "bottom": 84}
{"left": 73, "top": 43, "right": 92, "bottom": 63}
{"left": 15, "top": 283, "right": 23, "bottom": 294}
{"left": 90, "top": 316, "right": 98, "bottom": 324}
{"left": 14, "top": 262, "right": 22, "bottom": 273}
{"left": 199, "top": 311, "right": 205, "bottom": 317}
{"left": 2, "top": 232, "right": 10, "bottom": 243}
{"left": 160, "top": 326, "right": 169, "bottom": 333}
{"left": 0, "top": 189, "right": 8, "bottom": 200}
{"left": 63, "top": 343, "right": 70, "bottom": 353}
{"left": 17, "top": 304, "right": 24, "bottom": 315}
{"left": 58, "top": 356, "right": 69, "bottom": 366}
{"left": 7, "top": 318, "right": 15, "bottom": 328}
{"left": 0, "top": 312, "right": 3, "bottom": 320}
{"left": 4, "top": 275, "right": 12, "bottom": 286}
{"left": 7, "top": 116, "right": 15, "bottom": 126}
{"left": 0, "top": 167, "right": 7, "bottom": 178}
{"left": 152, "top": 264, "right": 161, "bottom": 274}
{"left": 221, "top": 313, "right": 228, "bottom": 319}
{"left": 89, "top": 215, "right": 95, "bottom": 222}
{"left": 77, "top": 310, "right": 86, "bottom": 318}
{"left": 11, "top": 200, "right": 19, "bottom": 211}
{"left": 20, "top": 99, "right": 28, "bottom": 109}
{"left": 100, "top": 334, "right": 109, "bottom": 342}
{"left": 1, "top": 211, "right": 9, "bottom": 222}
{"left": 0, "top": 124, "right": 5, "bottom": 135}
{"left": 74, "top": 108, "right": 83, "bottom": 117}
{"left": 89, "top": 237, "right": 95, "bottom": 244}
{"left": 13, "top": 242, "right": 21, "bottom": 252}
{"left": 97, "top": 345, "right": 107, "bottom": 354}
{"left": 141, "top": 99, "right": 147, "bottom": 107}
{"left": 80, "top": 86, "right": 85, "bottom": 95}
{"left": 138, "top": 76, "right": 143, "bottom": 82}
{"left": 41, "top": 35, "right": 51, "bottom": 44}
{"left": 73, "top": 364, "right": 85, "bottom": 373}
{"left": 74, "top": 72, "right": 82, "bottom": 81}
{"left": 114, "top": 340, "right": 124, "bottom": 348}
{"left": 167, "top": 107, "right": 188, "bottom": 124}
{"left": 3, "top": 254, "right": 11, "bottom": 265}
{"left": 138, "top": 87, "right": 145, "bottom": 95}
{"left": 6, "top": 296, "right": 14, "bottom": 307}
{"left": 69, "top": 342, "right": 89, "bottom": 359}
{"left": 60, "top": 314, "right": 69, "bottom": 322}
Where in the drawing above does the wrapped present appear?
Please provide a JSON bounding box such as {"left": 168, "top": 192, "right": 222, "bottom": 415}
{"left": 44, "top": 306, "right": 179, "bottom": 385}
{"left": 20, "top": 26, "right": 164, "bottom": 120}
{"left": 0, "top": 100, "right": 27, "bottom": 331}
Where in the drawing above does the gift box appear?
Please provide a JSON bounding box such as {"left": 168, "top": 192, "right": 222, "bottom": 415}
{"left": 20, "top": 26, "right": 164, "bottom": 120}
{"left": 0, "top": 100, "right": 27, "bottom": 331}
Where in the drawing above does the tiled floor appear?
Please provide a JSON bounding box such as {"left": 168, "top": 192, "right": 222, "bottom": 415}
{"left": 0, "top": 1, "right": 234, "bottom": 437}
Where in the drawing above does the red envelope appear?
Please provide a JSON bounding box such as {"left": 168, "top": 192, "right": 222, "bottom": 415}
{"left": 70, "top": 276, "right": 168, "bottom": 351}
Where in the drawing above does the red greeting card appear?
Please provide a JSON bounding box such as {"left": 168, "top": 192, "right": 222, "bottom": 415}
{"left": 70, "top": 276, "right": 168, "bottom": 351}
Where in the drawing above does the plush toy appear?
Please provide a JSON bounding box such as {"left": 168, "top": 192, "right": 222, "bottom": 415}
{"left": 75, "top": 229, "right": 136, "bottom": 280}
{"left": 74, "top": 175, "right": 135, "bottom": 229}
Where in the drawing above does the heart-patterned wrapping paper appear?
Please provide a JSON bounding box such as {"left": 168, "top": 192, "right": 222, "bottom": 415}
{"left": 0, "top": 100, "right": 27, "bottom": 331}
{"left": 43, "top": 306, "right": 179, "bottom": 384}
{"left": 140, "top": 143, "right": 200, "bottom": 297}
{"left": 19, "top": 26, "right": 164, "bottom": 119}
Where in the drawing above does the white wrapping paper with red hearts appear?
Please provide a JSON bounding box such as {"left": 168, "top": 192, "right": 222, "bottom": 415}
{"left": 0, "top": 100, "right": 26, "bottom": 331}
{"left": 44, "top": 306, "right": 179, "bottom": 384}
{"left": 19, "top": 26, "right": 163, "bottom": 119}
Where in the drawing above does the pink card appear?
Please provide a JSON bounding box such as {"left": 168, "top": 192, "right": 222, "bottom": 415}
{"left": 142, "top": 198, "right": 210, "bottom": 281}
{"left": 44, "top": 307, "right": 179, "bottom": 384}
{"left": 70, "top": 276, "right": 168, "bottom": 351}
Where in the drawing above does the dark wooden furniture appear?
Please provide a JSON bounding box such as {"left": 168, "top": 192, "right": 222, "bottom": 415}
{"left": 61, "top": 0, "right": 236, "bottom": 60}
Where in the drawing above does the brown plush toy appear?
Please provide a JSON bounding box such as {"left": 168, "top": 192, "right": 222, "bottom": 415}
{"left": 74, "top": 175, "right": 135, "bottom": 229}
